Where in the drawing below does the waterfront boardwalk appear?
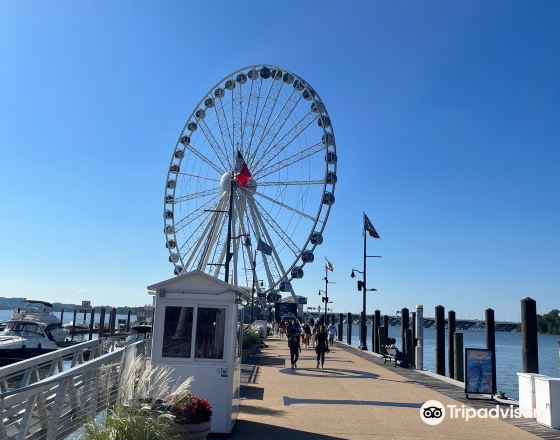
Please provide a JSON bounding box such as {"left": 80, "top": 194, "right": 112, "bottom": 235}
{"left": 233, "top": 336, "right": 541, "bottom": 440}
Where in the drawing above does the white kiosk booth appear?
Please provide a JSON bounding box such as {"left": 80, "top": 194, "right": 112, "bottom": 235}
{"left": 147, "top": 270, "right": 247, "bottom": 434}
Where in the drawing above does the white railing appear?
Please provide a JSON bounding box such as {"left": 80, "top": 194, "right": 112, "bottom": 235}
{"left": 0, "top": 339, "right": 123, "bottom": 393}
{"left": 0, "top": 340, "right": 145, "bottom": 440}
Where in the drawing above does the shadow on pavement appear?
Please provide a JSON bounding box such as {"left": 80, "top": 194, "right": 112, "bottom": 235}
{"left": 283, "top": 396, "right": 422, "bottom": 409}
{"left": 278, "top": 367, "right": 379, "bottom": 379}
{"left": 227, "top": 420, "right": 345, "bottom": 439}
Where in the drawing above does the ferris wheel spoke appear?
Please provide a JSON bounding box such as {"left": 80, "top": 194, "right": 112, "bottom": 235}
{"left": 176, "top": 173, "right": 219, "bottom": 183}
{"left": 182, "top": 194, "right": 227, "bottom": 269}
{"left": 232, "top": 78, "right": 244, "bottom": 159}
{"left": 186, "top": 144, "right": 224, "bottom": 175}
{"left": 253, "top": 198, "right": 300, "bottom": 256}
{"left": 214, "top": 98, "right": 234, "bottom": 164}
{"left": 174, "top": 188, "right": 221, "bottom": 204}
{"left": 234, "top": 192, "right": 258, "bottom": 281}
{"left": 198, "top": 119, "right": 232, "bottom": 171}
{"left": 244, "top": 195, "right": 276, "bottom": 289}
{"left": 257, "top": 179, "right": 325, "bottom": 187}
{"left": 177, "top": 209, "right": 213, "bottom": 254}
{"left": 247, "top": 196, "right": 290, "bottom": 283}
{"left": 249, "top": 89, "right": 301, "bottom": 169}
{"left": 198, "top": 204, "right": 228, "bottom": 271}
{"left": 240, "top": 75, "right": 259, "bottom": 159}
{"left": 252, "top": 110, "right": 318, "bottom": 175}
{"left": 252, "top": 190, "right": 316, "bottom": 222}
{"left": 246, "top": 78, "right": 283, "bottom": 165}
{"left": 174, "top": 197, "right": 219, "bottom": 233}
{"left": 255, "top": 141, "right": 324, "bottom": 180}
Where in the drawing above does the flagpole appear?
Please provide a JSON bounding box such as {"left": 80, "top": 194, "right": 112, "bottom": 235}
{"left": 224, "top": 172, "right": 234, "bottom": 284}
{"left": 360, "top": 222, "right": 368, "bottom": 350}
{"left": 251, "top": 249, "right": 256, "bottom": 322}
{"left": 324, "top": 266, "right": 328, "bottom": 324}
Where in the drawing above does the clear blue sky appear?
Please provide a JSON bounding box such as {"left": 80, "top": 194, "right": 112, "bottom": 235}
{"left": 0, "top": 1, "right": 558, "bottom": 320}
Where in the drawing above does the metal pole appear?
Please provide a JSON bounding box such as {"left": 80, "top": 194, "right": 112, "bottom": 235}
{"left": 383, "top": 315, "right": 389, "bottom": 342}
{"left": 324, "top": 267, "right": 328, "bottom": 324}
{"left": 224, "top": 173, "right": 234, "bottom": 284}
{"left": 251, "top": 249, "right": 256, "bottom": 322}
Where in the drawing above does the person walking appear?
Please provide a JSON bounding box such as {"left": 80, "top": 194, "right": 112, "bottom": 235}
{"left": 303, "top": 322, "right": 311, "bottom": 348}
{"left": 315, "top": 325, "right": 329, "bottom": 369}
{"left": 327, "top": 322, "right": 337, "bottom": 345}
{"left": 289, "top": 331, "right": 300, "bottom": 369}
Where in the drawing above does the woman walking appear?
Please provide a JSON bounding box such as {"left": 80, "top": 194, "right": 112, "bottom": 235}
{"left": 315, "top": 325, "right": 329, "bottom": 369}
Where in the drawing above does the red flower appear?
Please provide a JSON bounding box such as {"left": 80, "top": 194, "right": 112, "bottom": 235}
{"left": 174, "top": 396, "right": 212, "bottom": 424}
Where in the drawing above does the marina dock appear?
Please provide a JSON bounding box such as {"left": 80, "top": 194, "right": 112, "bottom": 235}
{"left": 235, "top": 337, "right": 557, "bottom": 439}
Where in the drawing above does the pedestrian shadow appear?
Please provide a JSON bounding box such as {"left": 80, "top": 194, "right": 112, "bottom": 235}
{"left": 278, "top": 367, "right": 379, "bottom": 379}
{"left": 239, "top": 405, "right": 285, "bottom": 416}
{"left": 283, "top": 396, "right": 422, "bottom": 409}
{"left": 295, "top": 356, "right": 354, "bottom": 363}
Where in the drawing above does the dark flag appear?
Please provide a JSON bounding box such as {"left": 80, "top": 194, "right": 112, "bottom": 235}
{"left": 364, "top": 213, "right": 380, "bottom": 238}
{"left": 257, "top": 238, "right": 273, "bottom": 256}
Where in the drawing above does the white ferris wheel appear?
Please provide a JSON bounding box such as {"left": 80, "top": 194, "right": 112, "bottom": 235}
{"left": 163, "top": 65, "right": 337, "bottom": 304}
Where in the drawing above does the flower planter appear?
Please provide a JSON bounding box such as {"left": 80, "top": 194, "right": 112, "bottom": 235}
{"left": 179, "top": 419, "right": 211, "bottom": 440}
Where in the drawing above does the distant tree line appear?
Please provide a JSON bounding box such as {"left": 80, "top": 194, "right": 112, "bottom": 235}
{"left": 537, "top": 310, "right": 560, "bottom": 334}
{"left": 515, "top": 309, "right": 560, "bottom": 334}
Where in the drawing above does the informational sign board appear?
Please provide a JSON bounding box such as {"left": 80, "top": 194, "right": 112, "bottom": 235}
{"left": 465, "top": 348, "right": 496, "bottom": 395}
{"left": 297, "top": 297, "right": 307, "bottom": 305}
{"left": 274, "top": 302, "right": 298, "bottom": 323}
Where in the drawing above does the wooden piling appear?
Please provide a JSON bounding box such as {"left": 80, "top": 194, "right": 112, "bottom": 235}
{"left": 88, "top": 309, "right": 95, "bottom": 341}
{"left": 454, "top": 332, "right": 464, "bottom": 382}
{"left": 373, "top": 310, "right": 380, "bottom": 354}
{"left": 405, "top": 328, "right": 413, "bottom": 364}
{"left": 346, "top": 312, "right": 352, "bottom": 345}
{"left": 60, "top": 309, "right": 64, "bottom": 324}
{"left": 411, "top": 311, "right": 416, "bottom": 365}
{"left": 401, "top": 308, "right": 409, "bottom": 354}
{"left": 83, "top": 309, "right": 87, "bottom": 322}
{"left": 126, "top": 310, "right": 131, "bottom": 332}
{"left": 521, "top": 297, "right": 539, "bottom": 373}
{"left": 435, "top": 305, "right": 445, "bottom": 376}
{"left": 72, "top": 309, "right": 77, "bottom": 340}
{"left": 383, "top": 315, "right": 389, "bottom": 342}
{"left": 109, "top": 309, "right": 115, "bottom": 335}
{"left": 99, "top": 308, "right": 106, "bottom": 338}
{"left": 485, "top": 308, "right": 497, "bottom": 393}
{"left": 378, "top": 325, "right": 386, "bottom": 355}
{"left": 415, "top": 305, "right": 423, "bottom": 370}
{"left": 448, "top": 310, "right": 456, "bottom": 379}
{"left": 337, "top": 313, "right": 343, "bottom": 341}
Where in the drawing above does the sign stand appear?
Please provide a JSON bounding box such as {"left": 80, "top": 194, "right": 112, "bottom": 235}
{"left": 465, "top": 348, "right": 497, "bottom": 400}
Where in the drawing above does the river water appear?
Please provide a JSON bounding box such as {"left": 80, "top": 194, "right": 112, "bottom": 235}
{"left": 348, "top": 324, "right": 560, "bottom": 399}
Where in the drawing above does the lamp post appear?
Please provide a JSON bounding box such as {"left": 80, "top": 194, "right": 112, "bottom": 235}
{"left": 321, "top": 267, "right": 335, "bottom": 324}
{"left": 350, "top": 255, "right": 381, "bottom": 350}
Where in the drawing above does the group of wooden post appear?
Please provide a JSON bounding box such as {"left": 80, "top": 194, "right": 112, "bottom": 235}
{"left": 59, "top": 308, "right": 132, "bottom": 340}
{"left": 333, "top": 297, "right": 540, "bottom": 382}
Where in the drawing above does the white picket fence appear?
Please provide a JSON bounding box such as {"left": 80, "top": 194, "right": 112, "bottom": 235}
{"left": 0, "top": 340, "right": 145, "bottom": 440}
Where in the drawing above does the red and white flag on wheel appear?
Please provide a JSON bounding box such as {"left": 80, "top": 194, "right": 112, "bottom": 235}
{"left": 235, "top": 150, "right": 251, "bottom": 187}
{"left": 363, "top": 213, "right": 380, "bottom": 238}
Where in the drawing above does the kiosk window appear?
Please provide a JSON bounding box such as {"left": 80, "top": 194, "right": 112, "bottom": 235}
{"left": 162, "top": 306, "right": 193, "bottom": 358}
{"left": 195, "top": 307, "right": 226, "bottom": 359}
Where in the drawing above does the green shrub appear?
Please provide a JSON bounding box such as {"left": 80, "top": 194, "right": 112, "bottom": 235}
{"left": 82, "top": 405, "right": 181, "bottom": 440}
{"left": 242, "top": 328, "right": 260, "bottom": 349}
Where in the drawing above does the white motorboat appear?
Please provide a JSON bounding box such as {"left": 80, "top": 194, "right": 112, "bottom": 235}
{"left": 3, "top": 300, "right": 69, "bottom": 343}
{"left": 0, "top": 320, "right": 59, "bottom": 366}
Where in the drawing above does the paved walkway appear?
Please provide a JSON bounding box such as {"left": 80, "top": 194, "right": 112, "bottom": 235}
{"left": 232, "top": 336, "right": 539, "bottom": 440}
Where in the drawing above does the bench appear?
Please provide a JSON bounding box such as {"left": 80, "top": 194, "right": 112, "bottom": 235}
{"left": 381, "top": 338, "right": 411, "bottom": 368}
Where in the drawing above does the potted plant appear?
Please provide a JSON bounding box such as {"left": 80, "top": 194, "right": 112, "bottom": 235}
{"left": 168, "top": 390, "right": 213, "bottom": 440}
